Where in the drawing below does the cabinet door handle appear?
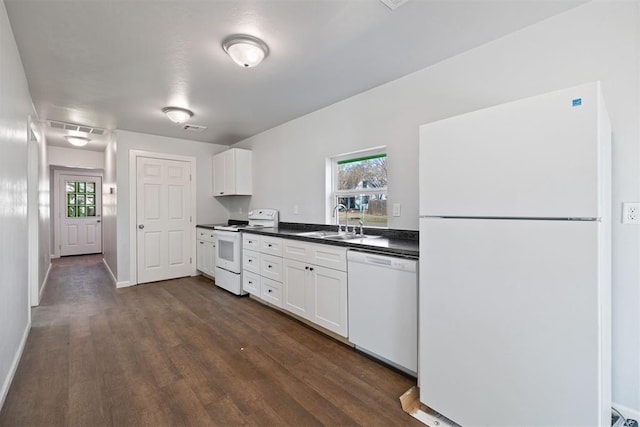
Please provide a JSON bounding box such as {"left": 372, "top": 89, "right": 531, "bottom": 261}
{"left": 267, "top": 244, "right": 272, "bottom": 247}
{"left": 305, "top": 266, "right": 309, "bottom": 270}
{"left": 309, "top": 267, "right": 314, "bottom": 271}
{"left": 199, "top": 241, "right": 204, "bottom": 245}
{"left": 268, "top": 289, "right": 272, "bottom": 293}
{"left": 267, "top": 265, "right": 272, "bottom": 269}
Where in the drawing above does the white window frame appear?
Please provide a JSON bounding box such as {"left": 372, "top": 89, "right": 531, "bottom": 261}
{"left": 326, "top": 146, "right": 388, "bottom": 227}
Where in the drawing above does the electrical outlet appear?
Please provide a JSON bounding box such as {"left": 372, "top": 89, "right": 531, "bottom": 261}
{"left": 622, "top": 202, "right": 640, "bottom": 224}
{"left": 293, "top": 204, "right": 299, "bottom": 215}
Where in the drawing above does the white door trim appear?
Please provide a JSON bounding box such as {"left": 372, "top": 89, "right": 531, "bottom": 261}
{"left": 128, "top": 150, "right": 197, "bottom": 286}
{"left": 52, "top": 168, "right": 104, "bottom": 259}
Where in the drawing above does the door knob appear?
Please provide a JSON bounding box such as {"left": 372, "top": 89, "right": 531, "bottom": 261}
{"left": 97, "top": 220, "right": 101, "bottom": 223}
{"left": 138, "top": 224, "right": 144, "bottom": 229}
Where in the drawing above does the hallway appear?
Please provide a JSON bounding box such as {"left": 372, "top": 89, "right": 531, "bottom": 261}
{"left": 0, "top": 255, "right": 418, "bottom": 426}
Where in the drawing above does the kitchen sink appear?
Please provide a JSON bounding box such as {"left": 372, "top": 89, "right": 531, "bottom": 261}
{"left": 296, "top": 230, "right": 383, "bottom": 241}
{"left": 295, "top": 230, "right": 341, "bottom": 238}
{"left": 323, "top": 234, "right": 358, "bottom": 241}
{"left": 324, "top": 234, "right": 383, "bottom": 241}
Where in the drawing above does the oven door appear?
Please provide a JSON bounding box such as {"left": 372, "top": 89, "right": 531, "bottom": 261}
{"left": 215, "top": 230, "right": 241, "bottom": 273}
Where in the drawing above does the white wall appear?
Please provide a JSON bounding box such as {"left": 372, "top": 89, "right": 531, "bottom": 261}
{"left": 0, "top": 0, "right": 35, "bottom": 408}
{"left": 111, "top": 130, "right": 229, "bottom": 285}
{"left": 48, "top": 145, "right": 104, "bottom": 169}
{"left": 233, "top": 2, "right": 640, "bottom": 414}
{"left": 27, "top": 120, "right": 50, "bottom": 304}
{"left": 102, "top": 134, "right": 117, "bottom": 281}
{"left": 37, "top": 127, "right": 50, "bottom": 298}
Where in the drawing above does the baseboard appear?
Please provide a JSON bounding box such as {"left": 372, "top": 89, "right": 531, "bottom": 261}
{"left": 102, "top": 259, "right": 117, "bottom": 286}
{"left": 102, "top": 260, "right": 135, "bottom": 288}
{"left": 116, "top": 280, "right": 134, "bottom": 289}
{"left": 614, "top": 402, "right": 640, "bottom": 422}
{"left": 0, "top": 320, "right": 31, "bottom": 410}
{"left": 38, "top": 262, "right": 52, "bottom": 301}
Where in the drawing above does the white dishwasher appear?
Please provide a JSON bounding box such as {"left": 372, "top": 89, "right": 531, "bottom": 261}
{"left": 347, "top": 250, "right": 418, "bottom": 376}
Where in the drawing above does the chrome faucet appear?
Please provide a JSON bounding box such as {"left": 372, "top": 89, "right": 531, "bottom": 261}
{"left": 334, "top": 203, "right": 347, "bottom": 233}
{"left": 358, "top": 220, "right": 364, "bottom": 236}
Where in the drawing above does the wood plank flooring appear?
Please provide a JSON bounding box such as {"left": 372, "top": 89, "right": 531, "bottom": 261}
{"left": 0, "top": 255, "right": 420, "bottom": 426}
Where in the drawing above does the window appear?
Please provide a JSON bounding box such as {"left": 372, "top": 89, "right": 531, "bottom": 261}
{"left": 330, "top": 148, "right": 387, "bottom": 228}
{"left": 65, "top": 181, "right": 97, "bottom": 218}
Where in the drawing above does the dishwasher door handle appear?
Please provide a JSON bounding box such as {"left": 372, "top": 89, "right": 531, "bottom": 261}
{"left": 365, "top": 256, "right": 393, "bottom": 266}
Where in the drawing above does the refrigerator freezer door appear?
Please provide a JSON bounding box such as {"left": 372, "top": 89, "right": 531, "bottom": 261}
{"left": 419, "top": 82, "right": 607, "bottom": 218}
{"left": 419, "top": 218, "right": 606, "bottom": 427}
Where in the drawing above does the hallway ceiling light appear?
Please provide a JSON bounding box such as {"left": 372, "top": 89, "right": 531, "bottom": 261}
{"left": 162, "top": 106, "right": 194, "bottom": 124}
{"left": 65, "top": 136, "right": 90, "bottom": 147}
{"left": 222, "top": 34, "right": 269, "bottom": 68}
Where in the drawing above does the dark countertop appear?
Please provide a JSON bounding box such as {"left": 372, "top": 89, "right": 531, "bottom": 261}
{"left": 241, "top": 223, "right": 419, "bottom": 259}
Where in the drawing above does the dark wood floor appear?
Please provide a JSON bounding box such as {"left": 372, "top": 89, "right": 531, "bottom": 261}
{"left": 0, "top": 255, "right": 420, "bottom": 426}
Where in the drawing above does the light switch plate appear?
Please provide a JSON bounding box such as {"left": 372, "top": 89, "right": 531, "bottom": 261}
{"left": 392, "top": 203, "right": 401, "bottom": 217}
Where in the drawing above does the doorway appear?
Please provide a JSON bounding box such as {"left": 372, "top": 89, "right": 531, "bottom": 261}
{"left": 59, "top": 174, "right": 102, "bottom": 256}
{"left": 129, "top": 151, "right": 196, "bottom": 285}
{"left": 53, "top": 169, "right": 103, "bottom": 258}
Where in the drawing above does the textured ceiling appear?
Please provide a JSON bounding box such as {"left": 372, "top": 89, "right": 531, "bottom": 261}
{"left": 5, "top": 0, "right": 583, "bottom": 151}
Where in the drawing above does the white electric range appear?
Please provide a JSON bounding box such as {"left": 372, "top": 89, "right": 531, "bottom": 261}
{"left": 213, "top": 209, "right": 278, "bottom": 295}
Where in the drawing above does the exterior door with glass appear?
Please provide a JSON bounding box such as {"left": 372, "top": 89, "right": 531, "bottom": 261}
{"left": 60, "top": 175, "right": 102, "bottom": 256}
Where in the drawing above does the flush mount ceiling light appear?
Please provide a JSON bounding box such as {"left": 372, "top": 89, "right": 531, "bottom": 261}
{"left": 222, "top": 34, "right": 269, "bottom": 68}
{"left": 65, "top": 135, "right": 90, "bottom": 147}
{"left": 162, "top": 106, "right": 194, "bottom": 124}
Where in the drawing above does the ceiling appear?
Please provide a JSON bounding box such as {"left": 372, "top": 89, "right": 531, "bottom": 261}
{"left": 5, "top": 0, "right": 583, "bottom": 152}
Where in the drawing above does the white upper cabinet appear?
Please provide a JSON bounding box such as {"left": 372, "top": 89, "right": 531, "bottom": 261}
{"left": 212, "top": 148, "right": 252, "bottom": 196}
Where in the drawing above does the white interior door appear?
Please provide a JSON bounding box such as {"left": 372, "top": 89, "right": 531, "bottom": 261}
{"left": 59, "top": 175, "right": 102, "bottom": 256}
{"left": 136, "top": 156, "right": 192, "bottom": 284}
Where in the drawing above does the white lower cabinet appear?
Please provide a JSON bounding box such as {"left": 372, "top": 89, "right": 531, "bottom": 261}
{"left": 242, "top": 234, "right": 284, "bottom": 307}
{"left": 283, "top": 259, "right": 312, "bottom": 318}
{"left": 196, "top": 227, "right": 216, "bottom": 278}
{"left": 311, "top": 265, "right": 347, "bottom": 335}
{"left": 282, "top": 240, "right": 348, "bottom": 337}
{"left": 261, "top": 277, "right": 282, "bottom": 307}
{"left": 244, "top": 235, "right": 348, "bottom": 337}
{"left": 242, "top": 270, "right": 261, "bottom": 295}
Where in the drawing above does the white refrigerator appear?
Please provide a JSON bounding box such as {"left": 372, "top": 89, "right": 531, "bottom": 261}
{"left": 418, "top": 82, "right": 611, "bottom": 427}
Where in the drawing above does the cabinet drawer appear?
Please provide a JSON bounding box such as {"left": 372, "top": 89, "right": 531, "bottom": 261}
{"left": 243, "top": 249, "right": 260, "bottom": 273}
{"left": 312, "top": 244, "right": 347, "bottom": 272}
{"left": 261, "top": 236, "right": 283, "bottom": 256}
{"left": 261, "top": 277, "right": 282, "bottom": 307}
{"left": 196, "top": 227, "right": 216, "bottom": 243}
{"left": 283, "top": 239, "right": 347, "bottom": 271}
{"left": 242, "top": 270, "right": 261, "bottom": 296}
{"left": 243, "top": 234, "right": 260, "bottom": 251}
{"left": 283, "top": 239, "right": 313, "bottom": 263}
{"left": 261, "top": 253, "right": 283, "bottom": 282}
